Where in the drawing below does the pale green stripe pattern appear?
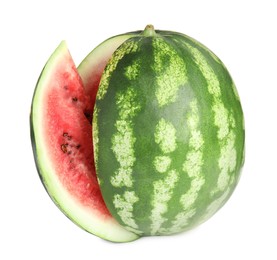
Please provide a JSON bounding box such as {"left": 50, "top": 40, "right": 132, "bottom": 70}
{"left": 149, "top": 37, "right": 189, "bottom": 234}
{"left": 113, "top": 191, "right": 143, "bottom": 234}
{"left": 152, "top": 37, "right": 187, "bottom": 107}
{"left": 150, "top": 170, "right": 179, "bottom": 235}
{"left": 110, "top": 81, "right": 142, "bottom": 231}
{"left": 111, "top": 88, "right": 141, "bottom": 188}
{"left": 96, "top": 40, "right": 143, "bottom": 233}
{"left": 183, "top": 42, "right": 237, "bottom": 209}
{"left": 150, "top": 118, "right": 179, "bottom": 234}
{"left": 97, "top": 40, "right": 139, "bottom": 100}
{"left": 163, "top": 99, "right": 205, "bottom": 234}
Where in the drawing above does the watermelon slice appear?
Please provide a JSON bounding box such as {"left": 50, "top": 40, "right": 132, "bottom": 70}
{"left": 30, "top": 40, "right": 138, "bottom": 242}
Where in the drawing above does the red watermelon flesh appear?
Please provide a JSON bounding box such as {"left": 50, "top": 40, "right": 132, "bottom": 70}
{"left": 44, "top": 55, "right": 108, "bottom": 215}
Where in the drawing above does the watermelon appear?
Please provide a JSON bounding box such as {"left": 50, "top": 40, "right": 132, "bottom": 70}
{"left": 93, "top": 25, "right": 245, "bottom": 236}
{"left": 31, "top": 24, "right": 244, "bottom": 242}
{"left": 30, "top": 41, "right": 138, "bottom": 242}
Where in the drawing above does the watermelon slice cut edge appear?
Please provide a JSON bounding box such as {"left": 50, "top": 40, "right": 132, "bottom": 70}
{"left": 30, "top": 40, "right": 138, "bottom": 242}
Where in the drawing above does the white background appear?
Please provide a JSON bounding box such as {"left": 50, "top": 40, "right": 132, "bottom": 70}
{"left": 1, "top": 0, "right": 276, "bottom": 259}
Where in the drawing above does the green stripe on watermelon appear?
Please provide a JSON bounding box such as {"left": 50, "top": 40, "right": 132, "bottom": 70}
{"left": 30, "top": 41, "right": 139, "bottom": 242}
{"left": 93, "top": 26, "right": 245, "bottom": 236}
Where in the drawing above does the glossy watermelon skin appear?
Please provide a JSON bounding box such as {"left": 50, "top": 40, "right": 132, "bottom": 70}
{"left": 93, "top": 26, "right": 245, "bottom": 236}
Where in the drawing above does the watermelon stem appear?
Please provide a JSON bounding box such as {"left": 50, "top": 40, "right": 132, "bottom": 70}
{"left": 143, "top": 24, "right": 156, "bottom": 37}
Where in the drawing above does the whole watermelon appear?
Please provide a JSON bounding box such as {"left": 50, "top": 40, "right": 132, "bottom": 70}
{"left": 93, "top": 25, "right": 245, "bottom": 236}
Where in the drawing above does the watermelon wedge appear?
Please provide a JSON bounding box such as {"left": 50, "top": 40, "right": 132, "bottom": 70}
{"left": 30, "top": 41, "right": 138, "bottom": 242}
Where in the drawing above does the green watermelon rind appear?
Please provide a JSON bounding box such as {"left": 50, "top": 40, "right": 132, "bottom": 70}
{"left": 92, "top": 27, "right": 245, "bottom": 236}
